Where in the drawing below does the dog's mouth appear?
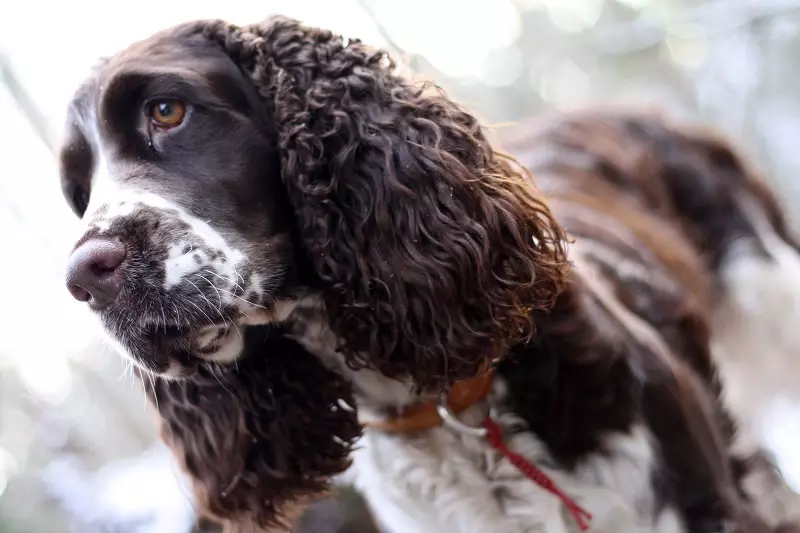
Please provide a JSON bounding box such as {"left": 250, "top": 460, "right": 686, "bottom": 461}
{"left": 107, "top": 315, "right": 251, "bottom": 378}
{"left": 96, "top": 278, "right": 291, "bottom": 378}
{"left": 188, "top": 323, "right": 241, "bottom": 358}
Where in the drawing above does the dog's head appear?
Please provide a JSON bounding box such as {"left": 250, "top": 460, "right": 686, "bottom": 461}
{"left": 60, "top": 23, "right": 294, "bottom": 377}
{"left": 60, "top": 15, "right": 569, "bottom": 390}
{"left": 59, "top": 15, "right": 571, "bottom": 529}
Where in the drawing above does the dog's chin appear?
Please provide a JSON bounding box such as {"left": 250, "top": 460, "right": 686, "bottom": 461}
{"left": 111, "top": 323, "right": 250, "bottom": 379}
{"left": 98, "top": 291, "right": 293, "bottom": 379}
{"left": 190, "top": 324, "right": 247, "bottom": 364}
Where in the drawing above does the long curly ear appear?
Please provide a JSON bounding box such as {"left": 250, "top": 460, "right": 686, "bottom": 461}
{"left": 203, "top": 17, "right": 569, "bottom": 391}
{"left": 144, "top": 329, "right": 361, "bottom": 531}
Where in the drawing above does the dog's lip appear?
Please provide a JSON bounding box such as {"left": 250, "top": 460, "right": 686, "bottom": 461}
{"left": 141, "top": 322, "right": 227, "bottom": 341}
{"left": 192, "top": 324, "right": 234, "bottom": 350}
{"left": 141, "top": 322, "right": 193, "bottom": 338}
{"left": 140, "top": 321, "right": 237, "bottom": 356}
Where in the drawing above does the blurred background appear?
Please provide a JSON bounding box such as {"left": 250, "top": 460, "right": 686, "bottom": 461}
{"left": 1, "top": 0, "right": 800, "bottom": 531}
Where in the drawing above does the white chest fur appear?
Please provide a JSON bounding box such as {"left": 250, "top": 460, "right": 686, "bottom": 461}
{"left": 286, "top": 302, "right": 684, "bottom": 533}
{"left": 349, "top": 382, "right": 684, "bottom": 533}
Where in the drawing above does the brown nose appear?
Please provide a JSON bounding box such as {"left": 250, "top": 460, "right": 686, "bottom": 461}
{"left": 66, "top": 237, "right": 127, "bottom": 310}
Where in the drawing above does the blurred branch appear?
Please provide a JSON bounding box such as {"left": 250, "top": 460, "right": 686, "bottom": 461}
{"left": 355, "top": 0, "right": 404, "bottom": 57}
{"left": 0, "top": 52, "right": 56, "bottom": 155}
{"left": 592, "top": 0, "right": 800, "bottom": 55}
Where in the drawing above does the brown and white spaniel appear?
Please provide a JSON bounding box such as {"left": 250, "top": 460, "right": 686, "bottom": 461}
{"left": 57, "top": 15, "right": 799, "bottom": 533}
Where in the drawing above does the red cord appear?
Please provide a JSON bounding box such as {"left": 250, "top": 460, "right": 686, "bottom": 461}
{"left": 483, "top": 417, "right": 593, "bottom": 531}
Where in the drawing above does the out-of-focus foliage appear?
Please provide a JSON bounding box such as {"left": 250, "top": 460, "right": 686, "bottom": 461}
{"left": 1, "top": 0, "right": 799, "bottom": 531}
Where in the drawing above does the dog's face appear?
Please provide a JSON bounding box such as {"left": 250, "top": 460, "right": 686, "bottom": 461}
{"left": 55, "top": 17, "right": 572, "bottom": 528}
{"left": 59, "top": 16, "right": 568, "bottom": 392}
{"left": 60, "top": 29, "right": 294, "bottom": 377}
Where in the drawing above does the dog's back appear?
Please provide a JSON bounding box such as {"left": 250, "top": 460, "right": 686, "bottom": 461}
{"left": 501, "top": 109, "right": 800, "bottom": 525}
{"left": 504, "top": 109, "right": 800, "bottom": 433}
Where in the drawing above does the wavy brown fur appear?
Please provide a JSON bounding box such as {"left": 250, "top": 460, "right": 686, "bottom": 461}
{"left": 197, "top": 16, "right": 570, "bottom": 391}
{"left": 59, "top": 16, "right": 796, "bottom": 533}
{"left": 501, "top": 108, "right": 800, "bottom": 272}
{"left": 59, "top": 15, "right": 568, "bottom": 531}
{"left": 144, "top": 328, "right": 361, "bottom": 531}
{"left": 500, "top": 108, "right": 800, "bottom": 531}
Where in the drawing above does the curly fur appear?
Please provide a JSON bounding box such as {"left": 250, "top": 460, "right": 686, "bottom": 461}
{"left": 59, "top": 15, "right": 567, "bottom": 530}
{"left": 58, "top": 15, "right": 800, "bottom": 533}
{"left": 198, "top": 16, "right": 570, "bottom": 391}
{"left": 144, "top": 328, "right": 361, "bottom": 531}
{"left": 502, "top": 108, "right": 800, "bottom": 530}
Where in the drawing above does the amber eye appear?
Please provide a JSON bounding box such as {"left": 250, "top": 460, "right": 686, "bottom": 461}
{"left": 149, "top": 100, "right": 186, "bottom": 128}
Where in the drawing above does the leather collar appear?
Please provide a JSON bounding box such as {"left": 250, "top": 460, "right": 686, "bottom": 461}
{"left": 362, "top": 370, "right": 495, "bottom": 433}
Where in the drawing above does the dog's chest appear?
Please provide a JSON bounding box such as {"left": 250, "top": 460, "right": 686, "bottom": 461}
{"left": 349, "top": 402, "right": 684, "bottom": 533}
{"left": 283, "top": 305, "right": 683, "bottom": 533}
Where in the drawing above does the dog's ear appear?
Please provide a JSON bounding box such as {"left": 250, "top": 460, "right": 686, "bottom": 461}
{"left": 202, "top": 16, "right": 569, "bottom": 391}
{"left": 144, "top": 332, "right": 361, "bottom": 531}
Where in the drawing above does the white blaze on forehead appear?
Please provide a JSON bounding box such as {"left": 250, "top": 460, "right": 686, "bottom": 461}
{"left": 82, "top": 151, "right": 177, "bottom": 231}
{"left": 82, "top": 151, "right": 132, "bottom": 232}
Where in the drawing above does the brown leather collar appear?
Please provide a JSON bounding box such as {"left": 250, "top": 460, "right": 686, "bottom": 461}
{"left": 362, "top": 370, "right": 495, "bottom": 433}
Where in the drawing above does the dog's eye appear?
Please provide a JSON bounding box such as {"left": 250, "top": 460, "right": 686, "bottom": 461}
{"left": 149, "top": 100, "right": 186, "bottom": 128}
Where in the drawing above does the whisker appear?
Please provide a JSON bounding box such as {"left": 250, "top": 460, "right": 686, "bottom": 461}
{"left": 228, "top": 321, "right": 244, "bottom": 374}
{"left": 215, "top": 287, "right": 267, "bottom": 309}
{"left": 193, "top": 276, "right": 248, "bottom": 373}
{"left": 198, "top": 274, "right": 224, "bottom": 311}
{"left": 97, "top": 338, "right": 109, "bottom": 360}
{"left": 203, "top": 269, "right": 244, "bottom": 294}
{"left": 138, "top": 372, "right": 148, "bottom": 411}
{"left": 209, "top": 363, "right": 235, "bottom": 396}
{"left": 184, "top": 280, "right": 222, "bottom": 324}
{"left": 158, "top": 300, "right": 170, "bottom": 335}
{"left": 107, "top": 341, "right": 129, "bottom": 382}
{"left": 170, "top": 301, "right": 184, "bottom": 326}
{"left": 203, "top": 269, "right": 234, "bottom": 284}
{"left": 148, "top": 372, "right": 159, "bottom": 412}
{"left": 230, "top": 264, "right": 247, "bottom": 290}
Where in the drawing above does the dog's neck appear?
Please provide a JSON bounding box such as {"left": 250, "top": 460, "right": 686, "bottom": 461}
{"left": 278, "top": 265, "right": 747, "bottom": 532}
{"left": 279, "top": 280, "right": 600, "bottom": 428}
{"left": 283, "top": 296, "right": 442, "bottom": 420}
{"left": 278, "top": 256, "right": 682, "bottom": 429}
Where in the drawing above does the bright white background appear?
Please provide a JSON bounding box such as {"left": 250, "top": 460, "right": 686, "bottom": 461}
{"left": 1, "top": 1, "right": 799, "bottom": 531}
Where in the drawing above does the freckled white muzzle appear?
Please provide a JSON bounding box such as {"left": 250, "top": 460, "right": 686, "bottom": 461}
{"left": 65, "top": 172, "right": 284, "bottom": 377}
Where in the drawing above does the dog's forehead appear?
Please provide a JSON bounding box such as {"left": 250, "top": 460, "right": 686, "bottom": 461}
{"left": 107, "top": 22, "right": 201, "bottom": 65}
{"left": 98, "top": 23, "right": 227, "bottom": 82}
{"left": 64, "top": 31, "right": 220, "bottom": 141}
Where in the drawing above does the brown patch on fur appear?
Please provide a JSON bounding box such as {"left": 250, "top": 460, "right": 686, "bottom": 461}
{"left": 501, "top": 108, "right": 800, "bottom": 272}
{"left": 499, "top": 109, "right": 799, "bottom": 531}
{"left": 62, "top": 14, "right": 799, "bottom": 533}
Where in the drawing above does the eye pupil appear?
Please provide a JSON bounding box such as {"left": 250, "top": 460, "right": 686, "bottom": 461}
{"left": 150, "top": 99, "right": 186, "bottom": 127}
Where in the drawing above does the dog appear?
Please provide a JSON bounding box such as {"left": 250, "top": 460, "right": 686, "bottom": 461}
{"left": 499, "top": 109, "right": 800, "bottom": 529}
{"left": 58, "top": 16, "right": 798, "bottom": 532}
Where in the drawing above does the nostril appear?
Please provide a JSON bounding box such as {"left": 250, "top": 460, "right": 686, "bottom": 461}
{"left": 90, "top": 256, "right": 122, "bottom": 276}
{"left": 90, "top": 240, "right": 126, "bottom": 273}
{"left": 67, "top": 283, "right": 91, "bottom": 303}
{"left": 65, "top": 237, "right": 128, "bottom": 309}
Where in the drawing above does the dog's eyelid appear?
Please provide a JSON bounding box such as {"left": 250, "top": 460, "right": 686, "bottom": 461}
{"left": 143, "top": 96, "right": 192, "bottom": 114}
{"left": 143, "top": 99, "right": 193, "bottom": 140}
